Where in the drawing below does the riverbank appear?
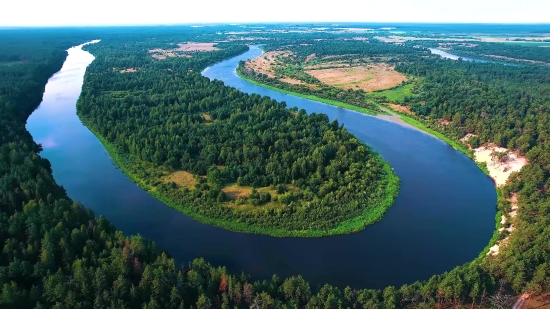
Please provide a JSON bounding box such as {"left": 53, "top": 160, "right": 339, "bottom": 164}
{"left": 236, "top": 70, "right": 382, "bottom": 116}
{"left": 237, "top": 65, "right": 489, "bottom": 174}
{"left": 235, "top": 55, "right": 507, "bottom": 259}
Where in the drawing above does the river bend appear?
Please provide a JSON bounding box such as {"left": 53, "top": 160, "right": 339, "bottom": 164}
{"left": 26, "top": 43, "right": 496, "bottom": 289}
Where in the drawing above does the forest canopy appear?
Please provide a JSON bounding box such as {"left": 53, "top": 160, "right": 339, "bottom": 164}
{"left": 77, "top": 37, "right": 399, "bottom": 237}
{"left": 3, "top": 26, "right": 550, "bottom": 309}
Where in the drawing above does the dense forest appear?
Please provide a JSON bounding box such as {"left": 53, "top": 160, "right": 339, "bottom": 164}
{"left": 77, "top": 38, "right": 398, "bottom": 237}
{"left": 2, "top": 27, "right": 550, "bottom": 309}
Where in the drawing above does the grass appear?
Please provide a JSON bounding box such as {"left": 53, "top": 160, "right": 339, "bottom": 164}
{"left": 221, "top": 183, "right": 253, "bottom": 199}
{"left": 162, "top": 171, "right": 197, "bottom": 189}
{"left": 367, "top": 83, "right": 415, "bottom": 102}
{"left": 236, "top": 69, "right": 382, "bottom": 116}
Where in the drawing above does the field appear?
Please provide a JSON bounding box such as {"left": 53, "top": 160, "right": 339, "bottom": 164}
{"left": 367, "top": 83, "right": 415, "bottom": 102}
{"left": 245, "top": 50, "right": 307, "bottom": 85}
{"left": 162, "top": 171, "right": 196, "bottom": 189}
{"left": 305, "top": 63, "right": 407, "bottom": 92}
{"left": 148, "top": 42, "right": 219, "bottom": 59}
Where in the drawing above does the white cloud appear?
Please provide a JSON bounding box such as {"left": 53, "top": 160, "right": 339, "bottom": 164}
{"left": 1, "top": 0, "right": 549, "bottom": 26}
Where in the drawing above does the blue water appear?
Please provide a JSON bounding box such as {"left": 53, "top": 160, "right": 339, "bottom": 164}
{"left": 429, "top": 48, "right": 489, "bottom": 62}
{"left": 26, "top": 43, "right": 496, "bottom": 290}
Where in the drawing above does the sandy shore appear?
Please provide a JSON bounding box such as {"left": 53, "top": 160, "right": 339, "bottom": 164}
{"left": 473, "top": 144, "right": 527, "bottom": 187}
{"left": 469, "top": 144, "right": 526, "bottom": 257}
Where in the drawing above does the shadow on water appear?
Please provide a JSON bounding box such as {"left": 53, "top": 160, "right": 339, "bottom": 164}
{"left": 26, "top": 43, "right": 496, "bottom": 289}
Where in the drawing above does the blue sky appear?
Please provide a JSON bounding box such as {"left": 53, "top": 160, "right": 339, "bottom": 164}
{"left": 2, "top": 0, "right": 549, "bottom": 26}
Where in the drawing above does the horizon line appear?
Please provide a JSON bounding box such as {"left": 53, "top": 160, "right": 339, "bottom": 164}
{"left": 2, "top": 21, "right": 550, "bottom": 28}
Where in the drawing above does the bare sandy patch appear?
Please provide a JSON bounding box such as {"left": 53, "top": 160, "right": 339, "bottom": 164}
{"left": 175, "top": 42, "right": 220, "bottom": 52}
{"left": 148, "top": 42, "right": 219, "bottom": 60}
{"left": 384, "top": 103, "right": 415, "bottom": 115}
{"left": 438, "top": 119, "right": 451, "bottom": 126}
{"left": 222, "top": 184, "right": 253, "bottom": 199}
{"left": 304, "top": 53, "right": 316, "bottom": 63}
{"left": 460, "top": 133, "right": 478, "bottom": 143}
{"left": 280, "top": 77, "right": 304, "bottom": 85}
{"left": 149, "top": 50, "right": 192, "bottom": 60}
{"left": 120, "top": 68, "right": 139, "bottom": 73}
{"left": 162, "top": 171, "right": 196, "bottom": 189}
{"left": 245, "top": 50, "right": 292, "bottom": 78}
{"left": 305, "top": 63, "right": 407, "bottom": 92}
{"left": 487, "top": 243, "right": 501, "bottom": 256}
{"left": 474, "top": 145, "right": 527, "bottom": 187}
{"left": 488, "top": 193, "right": 521, "bottom": 256}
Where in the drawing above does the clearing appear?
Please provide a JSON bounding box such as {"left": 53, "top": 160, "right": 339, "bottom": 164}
{"left": 162, "top": 171, "right": 197, "bottom": 189}
{"left": 245, "top": 50, "right": 311, "bottom": 86}
{"left": 245, "top": 51, "right": 291, "bottom": 77}
{"left": 149, "top": 42, "right": 219, "bottom": 60}
{"left": 384, "top": 103, "right": 415, "bottom": 115}
{"left": 305, "top": 63, "right": 407, "bottom": 92}
{"left": 119, "top": 68, "right": 138, "bottom": 73}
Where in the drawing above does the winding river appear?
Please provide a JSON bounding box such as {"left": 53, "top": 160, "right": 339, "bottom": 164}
{"left": 26, "top": 43, "right": 496, "bottom": 289}
{"left": 429, "top": 48, "right": 489, "bottom": 62}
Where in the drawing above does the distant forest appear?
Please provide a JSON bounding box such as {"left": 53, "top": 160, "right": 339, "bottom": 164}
{"left": 1, "top": 27, "right": 550, "bottom": 309}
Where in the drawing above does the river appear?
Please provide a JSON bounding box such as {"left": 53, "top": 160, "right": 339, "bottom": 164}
{"left": 429, "top": 48, "right": 489, "bottom": 62}
{"left": 26, "top": 42, "right": 496, "bottom": 289}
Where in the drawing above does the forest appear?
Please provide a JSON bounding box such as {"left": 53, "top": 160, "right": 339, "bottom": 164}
{"left": 1, "top": 27, "right": 550, "bottom": 309}
{"left": 77, "top": 37, "right": 399, "bottom": 237}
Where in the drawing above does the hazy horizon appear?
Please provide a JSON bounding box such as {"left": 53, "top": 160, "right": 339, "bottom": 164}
{"left": 2, "top": 0, "right": 549, "bottom": 27}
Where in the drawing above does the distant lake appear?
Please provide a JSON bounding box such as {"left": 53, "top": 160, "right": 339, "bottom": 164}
{"left": 26, "top": 43, "right": 496, "bottom": 290}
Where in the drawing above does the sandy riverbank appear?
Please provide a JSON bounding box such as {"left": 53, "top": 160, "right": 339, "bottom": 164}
{"left": 473, "top": 144, "right": 527, "bottom": 187}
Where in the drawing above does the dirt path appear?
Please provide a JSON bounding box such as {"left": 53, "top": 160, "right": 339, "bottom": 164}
{"left": 513, "top": 293, "right": 530, "bottom": 309}
{"left": 375, "top": 106, "right": 437, "bottom": 138}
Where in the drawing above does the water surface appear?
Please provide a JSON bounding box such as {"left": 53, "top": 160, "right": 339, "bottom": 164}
{"left": 429, "top": 48, "right": 488, "bottom": 62}
{"left": 27, "top": 43, "right": 496, "bottom": 289}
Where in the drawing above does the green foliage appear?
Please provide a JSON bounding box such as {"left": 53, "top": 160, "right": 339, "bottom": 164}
{"left": 77, "top": 38, "right": 399, "bottom": 237}
{"left": 3, "top": 26, "right": 550, "bottom": 309}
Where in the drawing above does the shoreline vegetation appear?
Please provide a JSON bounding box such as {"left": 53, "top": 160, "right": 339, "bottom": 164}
{"left": 236, "top": 69, "right": 382, "bottom": 116}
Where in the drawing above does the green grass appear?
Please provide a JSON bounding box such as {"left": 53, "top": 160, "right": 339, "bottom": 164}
{"left": 237, "top": 70, "right": 383, "bottom": 116}
{"left": 367, "top": 83, "right": 415, "bottom": 102}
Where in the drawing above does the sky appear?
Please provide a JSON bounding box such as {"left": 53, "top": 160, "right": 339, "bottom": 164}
{"left": 1, "top": 0, "right": 549, "bottom": 26}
